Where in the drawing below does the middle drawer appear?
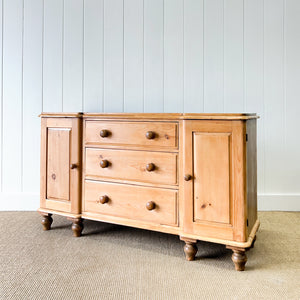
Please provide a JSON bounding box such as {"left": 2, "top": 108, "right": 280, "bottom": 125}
{"left": 85, "top": 148, "right": 178, "bottom": 186}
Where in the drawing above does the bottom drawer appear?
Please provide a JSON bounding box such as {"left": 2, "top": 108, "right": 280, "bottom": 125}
{"left": 84, "top": 181, "right": 178, "bottom": 227}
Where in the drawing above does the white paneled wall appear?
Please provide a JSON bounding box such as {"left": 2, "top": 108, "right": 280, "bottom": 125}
{"left": 0, "top": 0, "right": 299, "bottom": 210}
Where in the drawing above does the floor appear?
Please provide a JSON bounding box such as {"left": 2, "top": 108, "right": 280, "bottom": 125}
{"left": 0, "top": 211, "right": 299, "bottom": 299}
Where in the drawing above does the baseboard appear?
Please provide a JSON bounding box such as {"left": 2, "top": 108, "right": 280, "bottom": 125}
{"left": 0, "top": 193, "right": 299, "bottom": 211}
{"left": 0, "top": 193, "right": 39, "bottom": 211}
{"left": 258, "top": 194, "right": 300, "bottom": 211}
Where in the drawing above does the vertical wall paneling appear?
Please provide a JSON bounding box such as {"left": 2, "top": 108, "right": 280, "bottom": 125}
{"left": 164, "top": 0, "right": 184, "bottom": 112}
{"left": 124, "top": 0, "right": 143, "bottom": 112}
{"left": 144, "top": 0, "right": 164, "bottom": 112}
{"left": 244, "top": 0, "right": 264, "bottom": 193}
{"left": 22, "top": 0, "right": 43, "bottom": 192}
{"left": 63, "top": 0, "right": 84, "bottom": 112}
{"left": 0, "top": 1, "right": 300, "bottom": 210}
{"left": 83, "top": 0, "right": 104, "bottom": 112}
{"left": 103, "top": 0, "right": 124, "bottom": 112}
{"left": 43, "top": 0, "right": 63, "bottom": 111}
{"left": 264, "top": 0, "right": 285, "bottom": 193}
{"left": 0, "top": 0, "right": 3, "bottom": 192}
{"left": 224, "top": 0, "right": 244, "bottom": 112}
{"left": 203, "top": 0, "right": 224, "bottom": 112}
{"left": 183, "top": 0, "right": 204, "bottom": 113}
{"left": 285, "top": 0, "right": 300, "bottom": 193}
{"left": 2, "top": 0, "right": 23, "bottom": 192}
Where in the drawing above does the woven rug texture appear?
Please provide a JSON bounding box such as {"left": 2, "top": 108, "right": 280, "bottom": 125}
{"left": 0, "top": 211, "right": 299, "bottom": 300}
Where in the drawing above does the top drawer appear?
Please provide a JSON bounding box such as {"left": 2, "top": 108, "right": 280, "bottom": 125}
{"left": 85, "top": 121, "right": 178, "bottom": 149}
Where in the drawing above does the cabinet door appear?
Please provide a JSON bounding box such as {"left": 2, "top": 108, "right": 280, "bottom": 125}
{"left": 40, "top": 117, "right": 82, "bottom": 214}
{"left": 183, "top": 120, "right": 247, "bottom": 242}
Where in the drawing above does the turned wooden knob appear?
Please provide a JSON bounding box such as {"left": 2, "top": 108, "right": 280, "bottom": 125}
{"left": 145, "top": 131, "right": 156, "bottom": 139}
{"left": 99, "top": 195, "right": 109, "bottom": 204}
{"left": 70, "top": 163, "right": 78, "bottom": 169}
{"left": 146, "top": 163, "right": 156, "bottom": 172}
{"left": 184, "top": 174, "right": 192, "bottom": 181}
{"left": 100, "top": 129, "right": 110, "bottom": 138}
{"left": 146, "top": 201, "right": 156, "bottom": 210}
{"left": 100, "top": 159, "right": 109, "bottom": 168}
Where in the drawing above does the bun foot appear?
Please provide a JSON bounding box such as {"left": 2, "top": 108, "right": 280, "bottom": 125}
{"left": 41, "top": 213, "right": 53, "bottom": 231}
{"left": 227, "top": 246, "right": 247, "bottom": 271}
{"left": 70, "top": 218, "right": 83, "bottom": 237}
{"left": 180, "top": 237, "right": 198, "bottom": 261}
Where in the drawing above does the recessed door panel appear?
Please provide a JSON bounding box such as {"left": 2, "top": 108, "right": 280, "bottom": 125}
{"left": 193, "top": 132, "right": 231, "bottom": 224}
{"left": 46, "top": 128, "right": 70, "bottom": 201}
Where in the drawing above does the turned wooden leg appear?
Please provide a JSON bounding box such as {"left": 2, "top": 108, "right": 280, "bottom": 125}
{"left": 70, "top": 218, "right": 83, "bottom": 237}
{"left": 180, "top": 237, "right": 198, "bottom": 261}
{"left": 227, "top": 246, "right": 247, "bottom": 271}
{"left": 41, "top": 213, "right": 53, "bottom": 231}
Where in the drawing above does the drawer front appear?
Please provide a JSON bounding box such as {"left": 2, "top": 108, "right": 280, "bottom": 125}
{"left": 84, "top": 181, "right": 178, "bottom": 226}
{"left": 85, "top": 121, "right": 178, "bottom": 149}
{"left": 85, "top": 148, "right": 178, "bottom": 185}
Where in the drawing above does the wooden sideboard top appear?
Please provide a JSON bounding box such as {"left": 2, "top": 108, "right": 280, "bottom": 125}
{"left": 39, "top": 112, "right": 258, "bottom": 120}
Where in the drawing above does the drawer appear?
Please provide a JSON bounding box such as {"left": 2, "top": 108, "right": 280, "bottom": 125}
{"left": 85, "top": 148, "right": 178, "bottom": 185}
{"left": 85, "top": 121, "right": 178, "bottom": 149}
{"left": 84, "top": 181, "right": 178, "bottom": 226}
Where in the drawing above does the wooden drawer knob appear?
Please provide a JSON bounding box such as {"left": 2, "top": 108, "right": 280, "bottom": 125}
{"left": 70, "top": 163, "right": 78, "bottom": 169}
{"left": 99, "top": 195, "right": 109, "bottom": 204}
{"left": 145, "top": 131, "right": 156, "bottom": 139}
{"left": 100, "top": 159, "right": 109, "bottom": 168}
{"left": 184, "top": 174, "right": 192, "bottom": 181}
{"left": 146, "top": 201, "right": 156, "bottom": 211}
{"left": 146, "top": 163, "right": 156, "bottom": 172}
{"left": 100, "top": 129, "right": 110, "bottom": 138}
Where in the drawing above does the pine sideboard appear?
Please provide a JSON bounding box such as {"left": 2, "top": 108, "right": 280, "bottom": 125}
{"left": 38, "top": 113, "right": 259, "bottom": 271}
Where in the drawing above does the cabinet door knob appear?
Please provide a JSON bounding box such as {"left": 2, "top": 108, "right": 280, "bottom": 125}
{"left": 99, "top": 195, "right": 109, "bottom": 204}
{"left": 146, "top": 163, "right": 156, "bottom": 172}
{"left": 145, "top": 131, "right": 156, "bottom": 139}
{"left": 184, "top": 174, "right": 192, "bottom": 181}
{"left": 146, "top": 201, "right": 156, "bottom": 211}
{"left": 70, "top": 164, "right": 78, "bottom": 169}
{"left": 100, "top": 159, "right": 109, "bottom": 168}
{"left": 100, "top": 129, "right": 110, "bottom": 138}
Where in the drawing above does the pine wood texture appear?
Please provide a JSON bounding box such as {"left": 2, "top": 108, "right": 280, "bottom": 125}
{"left": 183, "top": 120, "right": 248, "bottom": 242}
{"left": 85, "top": 148, "right": 178, "bottom": 185}
{"left": 82, "top": 113, "right": 258, "bottom": 120}
{"left": 46, "top": 128, "right": 70, "bottom": 201}
{"left": 39, "top": 113, "right": 259, "bottom": 271}
{"left": 85, "top": 121, "right": 178, "bottom": 149}
{"left": 246, "top": 119, "right": 258, "bottom": 235}
{"left": 193, "top": 132, "right": 231, "bottom": 224}
{"left": 84, "top": 180, "right": 178, "bottom": 226}
{"left": 40, "top": 117, "right": 82, "bottom": 215}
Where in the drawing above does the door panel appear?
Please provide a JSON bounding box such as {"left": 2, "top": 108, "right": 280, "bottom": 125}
{"left": 46, "top": 128, "right": 70, "bottom": 201}
{"left": 183, "top": 120, "right": 247, "bottom": 242}
{"left": 40, "top": 117, "right": 82, "bottom": 214}
{"left": 193, "top": 132, "right": 231, "bottom": 224}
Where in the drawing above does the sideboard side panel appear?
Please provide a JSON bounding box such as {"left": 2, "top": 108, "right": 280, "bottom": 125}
{"left": 246, "top": 119, "right": 258, "bottom": 236}
{"left": 40, "top": 117, "right": 47, "bottom": 209}
{"left": 231, "top": 121, "right": 247, "bottom": 242}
